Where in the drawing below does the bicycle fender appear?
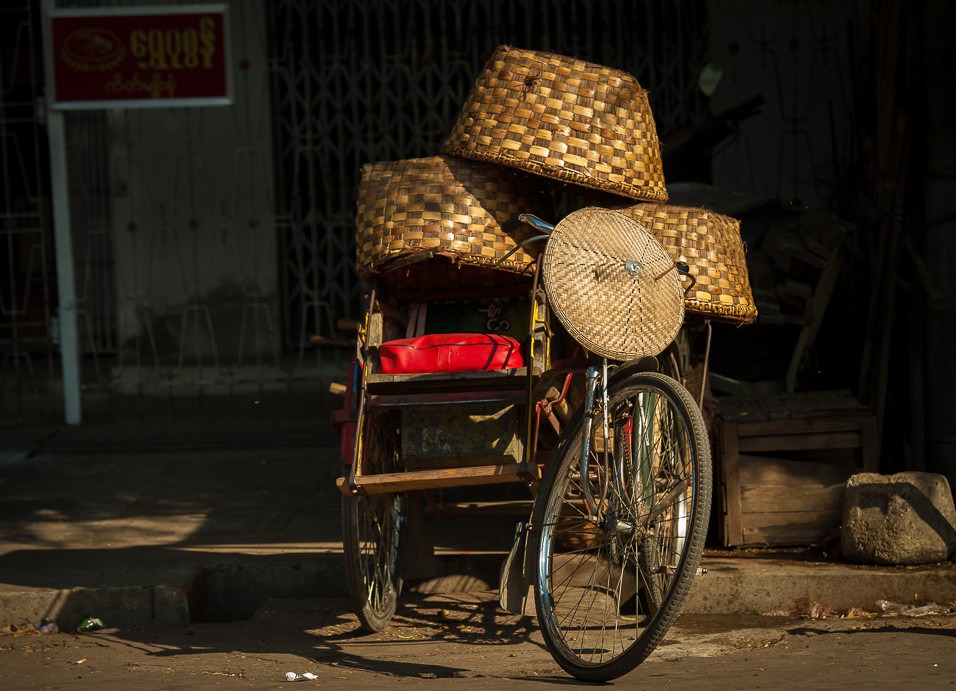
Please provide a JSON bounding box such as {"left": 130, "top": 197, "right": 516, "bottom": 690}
{"left": 610, "top": 356, "right": 659, "bottom": 382}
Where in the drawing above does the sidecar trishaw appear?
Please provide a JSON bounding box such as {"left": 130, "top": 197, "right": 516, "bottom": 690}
{"left": 334, "top": 192, "right": 712, "bottom": 683}
{"left": 331, "top": 46, "right": 759, "bottom": 683}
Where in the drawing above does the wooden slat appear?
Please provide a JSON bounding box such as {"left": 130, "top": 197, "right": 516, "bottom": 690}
{"left": 369, "top": 388, "right": 526, "bottom": 408}
{"left": 734, "top": 416, "right": 867, "bottom": 437}
{"left": 717, "top": 390, "right": 866, "bottom": 419}
{"left": 403, "top": 454, "right": 521, "bottom": 469}
{"left": 738, "top": 431, "right": 863, "bottom": 453}
{"left": 337, "top": 463, "right": 535, "bottom": 496}
{"left": 718, "top": 420, "right": 743, "bottom": 546}
{"left": 738, "top": 483, "right": 844, "bottom": 514}
{"left": 366, "top": 368, "right": 529, "bottom": 394}
{"left": 740, "top": 511, "right": 839, "bottom": 546}
{"left": 736, "top": 453, "right": 857, "bottom": 487}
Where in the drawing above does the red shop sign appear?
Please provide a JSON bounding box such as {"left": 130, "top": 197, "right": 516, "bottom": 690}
{"left": 49, "top": 5, "right": 232, "bottom": 109}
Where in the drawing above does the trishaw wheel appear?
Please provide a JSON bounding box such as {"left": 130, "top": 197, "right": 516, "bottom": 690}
{"left": 341, "top": 408, "right": 406, "bottom": 632}
{"left": 531, "top": 371, "right": 712, "bottom": 681}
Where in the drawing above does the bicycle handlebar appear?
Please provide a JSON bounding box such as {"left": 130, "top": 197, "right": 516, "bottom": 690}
{"left": 492, "top": 214, "right": 555, "bottom": 267}
{"left": 518, "top": 213, "right": 555, "bottom": 233}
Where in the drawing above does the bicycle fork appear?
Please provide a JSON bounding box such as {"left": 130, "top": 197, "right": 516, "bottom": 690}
{"left": 579, "top": 363, "right": 636, "bottom": 537}
{"left": 578, "top": 362, "right": 686, "bottom": 541}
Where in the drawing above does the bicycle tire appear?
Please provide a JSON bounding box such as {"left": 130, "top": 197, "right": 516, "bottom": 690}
{"left": 341, "top": 407, "right": 406, "bottom": 632}
{"left": 530, "top": 371, "right": 711, "bottom": 681}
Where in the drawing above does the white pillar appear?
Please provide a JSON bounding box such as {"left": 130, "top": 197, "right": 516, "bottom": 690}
{"left": 41, "top": 0, "right": 82, "bottom": 425}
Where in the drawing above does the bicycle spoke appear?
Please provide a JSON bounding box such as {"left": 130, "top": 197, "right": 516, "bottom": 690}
{"left": 533, "top": 372, "right": 712, "bottom": 681}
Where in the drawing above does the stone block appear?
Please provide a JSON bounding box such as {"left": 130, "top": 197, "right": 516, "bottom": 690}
{"left": 842, "top": 471, "right": 956, "bottom": 565}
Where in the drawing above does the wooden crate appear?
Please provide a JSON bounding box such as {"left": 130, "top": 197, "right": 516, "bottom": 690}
{"left": 715, "top": 390, "right": 878, "bottom": 547}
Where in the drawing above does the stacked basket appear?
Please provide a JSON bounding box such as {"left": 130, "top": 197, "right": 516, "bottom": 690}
{"left": 355, "top": 44, "right": 757, "bottom": 328}
{"left": 442, "top": 46, "right": 668, "bottom": 203}
{"left": 354, "top": 155, "right": 552, "bottom": 301}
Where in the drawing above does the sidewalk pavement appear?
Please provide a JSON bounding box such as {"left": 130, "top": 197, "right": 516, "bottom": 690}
{"left": 1, "top": 413, "right": 954, "bottom": 633}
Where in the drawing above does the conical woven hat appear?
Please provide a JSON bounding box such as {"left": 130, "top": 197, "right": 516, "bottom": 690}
{"left": 443, "top": 45, "right": 667, "bottom": 203}
{"left": 542, "top": 207, "right": 684, "bottom": 360}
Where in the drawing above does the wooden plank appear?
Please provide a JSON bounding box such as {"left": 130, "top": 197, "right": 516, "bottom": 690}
{"left": 738, "top": 483, "right": 844, "bottom": 514}
{"left": 741, "top": 511, "right": 840, "bottom": 531}
{"left": 368, "top": 312, "right": 383, "bottom": 349}
{"left": 717, "top": 390, "right": 865, "bottom": 418}
{"left": 337, "top": 463, "right": 534, "bottom": 496}
{"left": 369, "top": 389, "right": 526, "bottom": 408}
{"left": 366, "top": 368, "right": 529, "bottom": 394}
{"left": 736, "top": 453, "right": 856, "bottom": 487}
{"left": 740, "top": 511, "right": 839, "bottom": 546}
{"left": 403, "top": 454, "right": 521, "bottom": 469}
{"left": 734, "top": 416, "right": 867, "bottom": 437}
{"left": 738, "top": 431, "right": 864, "bottom": 453}
{"left": 368, "top": 368, "right": 529, "bottom": 383}
{"left": 718, "top": 420, "right": 743, "bottom": 546}
{"left": 405, "top": 303, "right": 426, "bottom": 338}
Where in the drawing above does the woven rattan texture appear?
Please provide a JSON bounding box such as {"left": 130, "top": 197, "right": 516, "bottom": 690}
{"left": 442, "top": 45, "right": 668, "bottom": 203}
{"left": 542, "top": 207, "right": 684, "bottom": 360}
{"left": 613, "top": 203, "right": 758, "bottom": 324}
{"left": 355, "top": 155, "right": 552, "bottom": 287}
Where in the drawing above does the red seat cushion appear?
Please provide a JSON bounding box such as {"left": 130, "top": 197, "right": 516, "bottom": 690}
{"left": 378, "top": 333, "right": 524, "bottom": 374}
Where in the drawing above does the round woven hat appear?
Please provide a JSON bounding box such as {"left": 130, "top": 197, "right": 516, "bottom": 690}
{"left": 542, "top": 207, "right": 684, "bottom": 361}
{"left": 442, "top": 45, "right": 667, "bottom": 203}
{"left": 355, "top": 155, "right": 553, "bottom": 288}
{"left": 612, "top": 203, "right": 757, "bottom": 324}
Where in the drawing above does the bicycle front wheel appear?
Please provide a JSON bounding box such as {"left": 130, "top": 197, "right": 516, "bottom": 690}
{"left": 531, "top": 371, "right": 711, "bottom": 681}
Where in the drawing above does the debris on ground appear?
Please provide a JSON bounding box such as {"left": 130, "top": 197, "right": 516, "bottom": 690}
{"left": 75, "top": 616, "right": 104, "bottom": 633}
{"left": 285, "top": 672, "right": 319, "bottom": 682}
{"left": 1, "top": 620, "right": 60, "bottom": 636}
{"left": 876, "top": 600, "right": 952, "bottom": 617}
{"left": 762, "top": 601, "right": 833, "bottom": 619}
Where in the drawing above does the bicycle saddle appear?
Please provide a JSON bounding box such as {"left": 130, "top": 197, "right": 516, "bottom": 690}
{"left": 541, "top": 206, "right": 684, "bottom": 361}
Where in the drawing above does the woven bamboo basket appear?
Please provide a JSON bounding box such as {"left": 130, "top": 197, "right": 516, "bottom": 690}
{"left": 612, "top": 203, "right": 758, "bottom": 324}
{"left": 355, "top": 155, "right": 553, "bottom": 300}
{"left": 442, "top": 45, "right": 667, "bottom": 203}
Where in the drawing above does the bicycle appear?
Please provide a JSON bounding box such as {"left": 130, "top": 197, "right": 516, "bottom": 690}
{"left": 334, "top": 206, "right": 712, "bottom": 681}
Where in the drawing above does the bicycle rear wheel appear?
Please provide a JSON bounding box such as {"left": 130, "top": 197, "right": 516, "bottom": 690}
{"left": 531, "top": 371, "right": 711, "bottom": 681}
{"left": 342, "top": 407, "right": 406, "bottom": 632}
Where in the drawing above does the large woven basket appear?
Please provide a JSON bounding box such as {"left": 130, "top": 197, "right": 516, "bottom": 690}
{"left": 612, "top": 203, "right": 758, "bottom": 324}
{"left": 355, "top": 155, "right": 553, "bottom": 299}
{"left": 442, "top": 45, "right": 667, "bottom": 203}
{"left": 542, "top": 207, "right": 684, "bottom": 360}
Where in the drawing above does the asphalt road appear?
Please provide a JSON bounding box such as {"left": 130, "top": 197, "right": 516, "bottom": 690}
{"left": 2, "top": 590, "right": 953, "bottom": 689}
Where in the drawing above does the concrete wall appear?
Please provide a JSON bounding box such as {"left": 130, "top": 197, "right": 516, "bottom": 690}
{"left": 108, "top": 2, "right": 276, "bottom": 370}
